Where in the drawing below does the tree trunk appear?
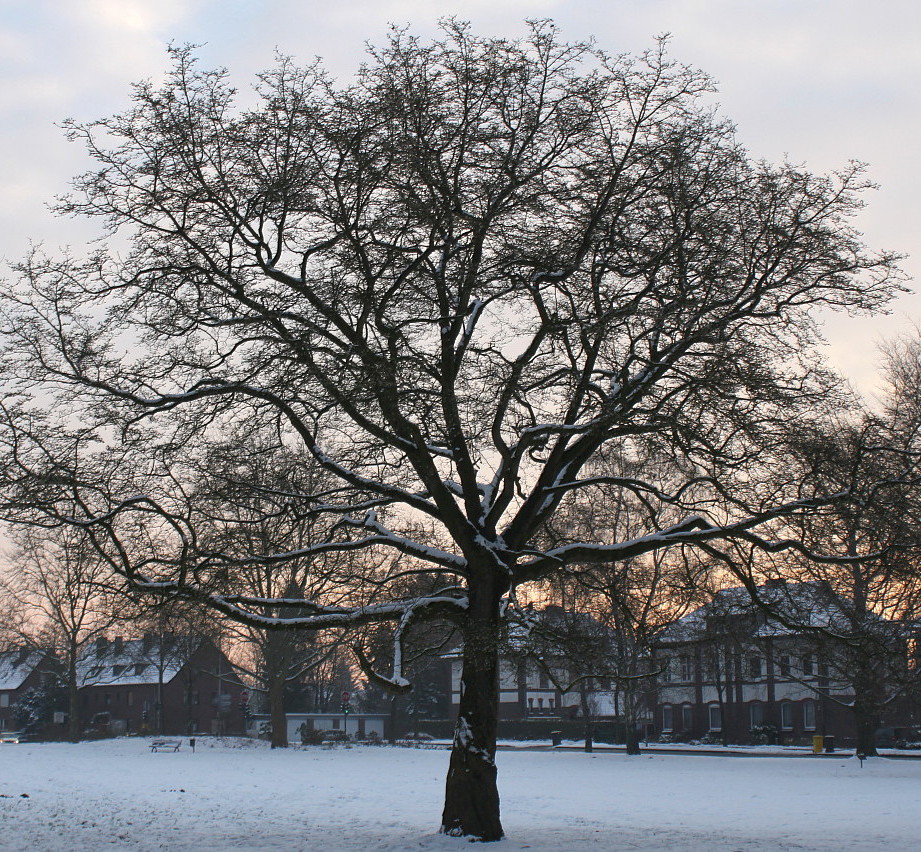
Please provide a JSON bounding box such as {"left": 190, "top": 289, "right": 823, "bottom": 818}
{"left": 157, "top": 673, "right": 165, "bottom": 735}
{"left": 440, "top": 596, "right": 503, "bottom": 841}
{"left": 579, "top": 687, "right": 593, "bottom": 753}
{"left": 623, "top": 688, "right": 642, "bottom": 755}
{"left": 67, "top": 651, "right": 80, "bottom": 743}
{"left": 269, "top": 671, "right": 288, "bottom": 749}
{"left": 853, "top": 663, "right": 880, "bottom": 756}
{"left": 854, "top": 708, "right": 879, "bottom": 757}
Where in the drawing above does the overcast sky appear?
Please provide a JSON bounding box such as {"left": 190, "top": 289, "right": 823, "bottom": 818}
{"left": 2, "top": 0, "right": 918, "bottom": 396}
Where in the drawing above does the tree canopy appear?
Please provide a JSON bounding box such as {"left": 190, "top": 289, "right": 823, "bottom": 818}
{"left": 0, "top": 22, "right": 905, "bottom": 840}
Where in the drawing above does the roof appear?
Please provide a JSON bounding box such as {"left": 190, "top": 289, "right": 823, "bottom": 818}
{"left": 0, "top": 649, "right": 44, "bottom": 691}
{"left": 77, "top": 636, "right": 202, "bottom": 687}
{"left": 655, "top": 580, "right": 866, "bottom": 645}
{"left": 442, "top": 606, "right": 616, "bottom": 659}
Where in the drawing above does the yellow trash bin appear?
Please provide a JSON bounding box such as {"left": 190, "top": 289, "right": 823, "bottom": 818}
{"left": 812, "top": 735, "right": 824, "bottom": 754}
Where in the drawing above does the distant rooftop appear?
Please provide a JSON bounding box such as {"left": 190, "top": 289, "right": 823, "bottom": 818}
{"left": 654, "top": 580, "right": 865, "bottom": 644}
{"left": 0, "top": 648, "right": 44, "bottom": 691}
{"left": 76, "top": 635, "right": 202, "bottom": 687}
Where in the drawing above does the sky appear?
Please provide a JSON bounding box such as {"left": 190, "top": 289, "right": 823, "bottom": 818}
{"left": 1, "top": 0, "right": 918, "bottom": 397}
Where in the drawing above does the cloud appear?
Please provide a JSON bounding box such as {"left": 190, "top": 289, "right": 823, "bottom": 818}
{"left": 0, "top": 0, "right": 918, "bottom": 392}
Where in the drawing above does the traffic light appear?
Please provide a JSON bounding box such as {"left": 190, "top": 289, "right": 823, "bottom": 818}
{"left": 341, "top": 702, "right": 350, "bottom": 715}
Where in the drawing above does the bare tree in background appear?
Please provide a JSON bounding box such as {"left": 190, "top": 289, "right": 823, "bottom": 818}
{"left": 192, "top": 425, "right": 347, "bottom": 747}
{"left": 125, "top": 598, "right": 226, "bottom": 736}
{"left": 1, "top": 526, "right": 124, "bottom": 741}
{"left": 0, "top": 22, "right": 904, "bottom": 840}
{"left": 539, "top": 447, "right": 703, "bottom": 753}
{"left": 766, "top": 341, "right": 921, "bottom": 756}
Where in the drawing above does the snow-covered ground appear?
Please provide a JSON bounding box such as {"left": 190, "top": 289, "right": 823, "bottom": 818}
{"left": 1, "top": 737, "right": 918, "bottom": 850}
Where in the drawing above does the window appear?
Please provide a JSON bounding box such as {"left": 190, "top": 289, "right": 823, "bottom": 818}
{"left": 803, "top": 699, "right": 817, "bottom": 730}
{"left": 748, "top": 656, "right": 762, "bottom": 679}
{"left": 528, "top": 697, "right": 534, "bottom": 709}
{"left": 134, "top": 664, "right": 148, "bottom": 677}
{"left": 537, "top": 697, "right": 544, "bottom": 709}
{"left": 682, "top": 704, "right": 693, "bottom": 731}
{"left": 0, "top": 718, "right": 6, "bottom": 730}
{"left": 112, "top": 665, "right": 125, "bottom": 677}
{"left": 127, "top": 692, "right": 133, "bottom": 707}
{"left": 802, "top": 655, "right": 814, "bottom": 676}
{"left": 708, "top": 704, "right": 722, "bottom": 731}
{"left": 538, "top": 672, "right": 549, "bottom": 689}
{"left": 662, "top": 705, "right": 673, "bottom": 732}
{"left": 104, "top": 693, "right": 111, "bottom": 706}
{"left": 0, "top": 693, "right": 8, "bottom": 708}
{"left": 87, "top": 666, "right": 102, "bottom": 678}
{"left": 548, "top": 698, "right": 554, "bottom": 710}
{"left": 779, "top": 655, "right": 791, "bottom": 678}
{"left": 749, "top": 702, "right": 764, "bottom": 729}
{"left": 331, "top": 718, "right": 340, "bottom": 730}
{"left": 781, "top": 702, "right": 794, "bottom": 730}
{"left": 659, "top": 658, "right": 671, "bottom": 683}
{"left": 679, "top": 656, "right": 693, "bottom": 682}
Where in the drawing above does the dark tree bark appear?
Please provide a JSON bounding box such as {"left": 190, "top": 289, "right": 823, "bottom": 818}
{"left": 66, "top": 652, "right": 80, "bottom": 743}
{"left": 853, "top": 690, "right": 881, "bottom": 757}
{"left": 441, "top": 590, "right": 504, "bottom": 840}
{"left": 268, "top": 669, "right": 289, "bottom": 749}
{"left": 624, "top": 722, "right": 641, "bottom": 755}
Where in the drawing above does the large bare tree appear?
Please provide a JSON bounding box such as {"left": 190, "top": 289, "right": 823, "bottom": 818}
{"left": 0, "top": 23, "right": 904, "bottom": 839}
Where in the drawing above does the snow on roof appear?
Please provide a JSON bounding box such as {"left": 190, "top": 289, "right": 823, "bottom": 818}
{"left": 76, "top": 636, "right": 201, "bottom": 687}
{"left": 655, "top": 581, "right": 860, "bottom": 645}
{"left": 443, "top": 606, "right": 615, "bottom": 659}
{"left": 0, "top": 649, "right": 43, "bottom": 691}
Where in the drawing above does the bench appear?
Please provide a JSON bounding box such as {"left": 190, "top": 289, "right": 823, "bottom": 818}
{"left": 150, "top": 739, "right": 182, "bottom": 752}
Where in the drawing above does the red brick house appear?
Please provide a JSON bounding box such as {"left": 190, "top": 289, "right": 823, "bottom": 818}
{"left": 0, "top": 648, "right": 49, "bottom": 734}
{"left": 78, "top": 634, "right": 246, "bottom": 736}
{"left": 652, "top": 580, "right": 919, "bottom": 747}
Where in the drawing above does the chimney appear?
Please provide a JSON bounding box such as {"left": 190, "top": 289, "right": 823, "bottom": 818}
{"left": 113, "top": 636, "right": 124, "bottom": 655}
{"left": 142, "top": 633, "right": 155, "bottom": 655}
{"left": 95, "top": 636, "right": 109, "bottom": 657}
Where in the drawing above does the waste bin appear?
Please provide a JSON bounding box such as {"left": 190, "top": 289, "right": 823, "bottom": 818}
{"left": 824, "top": 736, "right": 835, "bottom": 753}
{"left": 812, "top": 735, "right": 824, "bottom": 754}
{"left": 551, "top": 731, "right": 562, "bottom": 747}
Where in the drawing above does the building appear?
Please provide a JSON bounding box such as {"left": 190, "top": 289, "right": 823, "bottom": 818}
{"left": 446, "top": 606, "right": 630, "bottom": 721}
{"left": 0, "top": 648, "right": 50, "bottom": 734}
{"left": 77, "top": 634, "right": 246, "bottom": 736}
{"left": 652, "top": 580, "right": 918, "bottom": 746}
{"left": 247, "top": 711, "right": 389, "bottom": 742}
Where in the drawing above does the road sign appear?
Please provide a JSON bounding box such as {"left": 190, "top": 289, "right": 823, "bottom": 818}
{"left": 341, "top": 690, "right": 350, "bottom": 702}
{"left": 240, "top": 690, "right": 250, "bottom": 704}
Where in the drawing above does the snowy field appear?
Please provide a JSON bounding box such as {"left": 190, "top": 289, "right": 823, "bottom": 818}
{"left": 1, "top": 738, "right": 919, "bottom": 851}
